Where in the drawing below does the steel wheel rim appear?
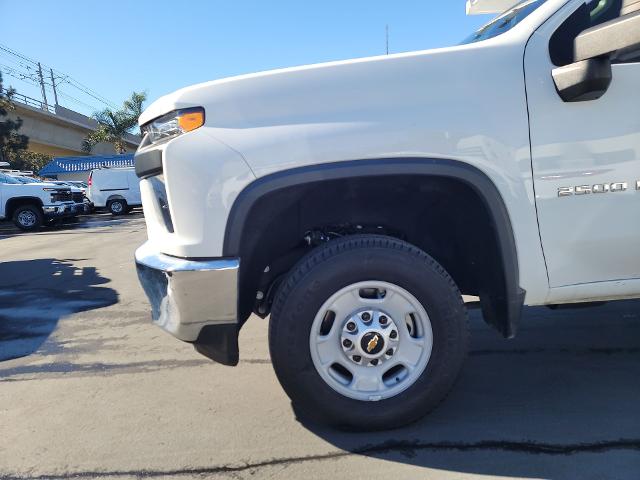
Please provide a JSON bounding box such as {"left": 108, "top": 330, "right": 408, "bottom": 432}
{"left": 18, "top": 210, "right": 37, "bottom": 227}
{"left": 309, "top": 280, "right": 433, "bottom": 402}
{"left": 111, "top": 202, "right": 123, "bottom": 213}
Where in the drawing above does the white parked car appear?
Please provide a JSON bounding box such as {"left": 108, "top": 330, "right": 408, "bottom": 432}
{"left": 0, "top": 172, "right": 79, "bottom": 230}
{"left": 134, "top": 0, "right": 640, "bottom": 429}
{"left": 87, "top": 167, "right": 141, "bottom": 215}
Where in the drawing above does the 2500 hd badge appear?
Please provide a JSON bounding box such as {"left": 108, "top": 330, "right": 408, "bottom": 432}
{"left": 558, "top": 180, "right": 640, "bottom": 197}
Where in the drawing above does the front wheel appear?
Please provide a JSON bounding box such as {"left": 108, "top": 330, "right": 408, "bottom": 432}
{"left": 12, "top": 205, "right": 44, "bottom": 231}
{"left": 108, "top": 199, "right": 127, "bottom": 215}
{"left": 269, "top": 235, "right": 469, "bottom": 430}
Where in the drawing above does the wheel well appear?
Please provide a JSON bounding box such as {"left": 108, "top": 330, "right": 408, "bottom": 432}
{"left": 5, "top": 197, "right": 43, "bottom": 219}
{"left": 107, "top": 195, "right": 126, "bottom": 203}
{"left": 225, "top": 159, "right": 523, "bottom": 337}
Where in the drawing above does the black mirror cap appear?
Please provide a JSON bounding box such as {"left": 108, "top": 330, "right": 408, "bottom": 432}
{"left": 552, "top": 57, "right": 612, "bottom": 102}
{"left": 575, "top": 10, "right": 640, "bottom": 61}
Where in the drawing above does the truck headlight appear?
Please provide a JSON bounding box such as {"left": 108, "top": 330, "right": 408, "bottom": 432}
{"left": 142, "top": 107, "right": 205, "bottom": 144}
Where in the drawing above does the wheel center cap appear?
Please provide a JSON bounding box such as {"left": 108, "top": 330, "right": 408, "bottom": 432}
{"left": 340, "top": 309, "right": 400, "bottom": 366}
{"left": 360, "top": 331, "right": 385, "bottom": 356}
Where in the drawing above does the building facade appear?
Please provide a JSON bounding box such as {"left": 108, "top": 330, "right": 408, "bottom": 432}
{"left": 4, "top": 90, "right": 140, "bottom": 157}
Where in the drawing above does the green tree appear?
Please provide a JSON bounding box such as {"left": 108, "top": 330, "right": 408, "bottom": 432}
{"left": 0, "top": 73, "right": 29, "bottom": 163}
{"left": 5, "top": 150, "right": 52, "bottom": 173}
{"left": 82, "top": 91, "right": 146, "bottom": 154}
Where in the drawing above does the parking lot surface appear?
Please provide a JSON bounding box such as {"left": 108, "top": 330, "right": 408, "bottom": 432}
{"left": 1, "top": 213, "right": 640, "bottom": 479}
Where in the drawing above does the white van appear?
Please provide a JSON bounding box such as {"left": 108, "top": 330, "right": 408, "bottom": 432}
{"left": 87, "top": 167, "right": 141, "bottom": 215}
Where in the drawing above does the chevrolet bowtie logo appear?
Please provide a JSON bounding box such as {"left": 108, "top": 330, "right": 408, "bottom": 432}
{"left": 366, "top": 334, "right": 380, "bottom": 353}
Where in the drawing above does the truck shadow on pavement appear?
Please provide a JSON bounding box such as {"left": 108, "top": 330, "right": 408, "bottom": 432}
{"left": 299, "top": 300, "right": 640, "bottom": 479}
{"left": 0, "top": 258, "right": 118, "bottom": 361}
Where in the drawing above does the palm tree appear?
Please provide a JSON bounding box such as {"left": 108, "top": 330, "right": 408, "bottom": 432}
{"left": 82, "top": 91, "right": 146, "bottom": 154}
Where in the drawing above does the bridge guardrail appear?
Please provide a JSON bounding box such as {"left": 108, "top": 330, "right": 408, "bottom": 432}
{"left": 1, "top": 88, "right": 56, "bottom": 115}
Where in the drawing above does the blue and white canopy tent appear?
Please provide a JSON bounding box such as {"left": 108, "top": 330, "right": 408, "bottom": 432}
{"left": 39, "top": 154, "right": 134, "bottom": 181}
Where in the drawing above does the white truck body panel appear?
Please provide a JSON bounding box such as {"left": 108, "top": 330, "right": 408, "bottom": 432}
{"left": 88, "top": 167, "right": 142, "bottom": 208}
{"left": 136, "top": 0, "right": 639, "bottom": 307}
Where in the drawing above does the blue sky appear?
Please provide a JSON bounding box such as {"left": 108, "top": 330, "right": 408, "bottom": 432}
{"left": 1, "top": 1, "right": 490, "bottom": 116}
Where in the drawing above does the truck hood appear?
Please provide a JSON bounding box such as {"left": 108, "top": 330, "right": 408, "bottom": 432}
{"left": 12, "top": 183, "right": 68, "bottom": 192}
{"left": 139, "top": 42, "right": 493, "bottom": 128}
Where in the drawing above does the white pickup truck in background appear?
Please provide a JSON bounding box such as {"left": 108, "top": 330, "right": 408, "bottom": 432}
{"left": 9, "top": 176, "right": 92, "bottom": 214}
{"left": 0, "top": 172, "right": 79, "bottom": 230}
{"left": 133, "top": 0, "right": 640, "bottom": 430}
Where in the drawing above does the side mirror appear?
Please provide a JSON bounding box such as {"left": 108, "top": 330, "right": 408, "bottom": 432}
{"left": 552, "top": 11, "right": 640, "bottom": 102}
{"left": 552, "top": 57, "right": 612, "bottom": 102}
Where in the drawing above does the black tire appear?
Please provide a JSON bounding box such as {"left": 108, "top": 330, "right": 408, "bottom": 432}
{"left": 12, "top": 205, "right": 44, "bottom": 231}
{"left": 269, "top": 235, "right": 469, "bottom": 430}
{"left": 108, "top": 199, "right": 127, "bottom": 216}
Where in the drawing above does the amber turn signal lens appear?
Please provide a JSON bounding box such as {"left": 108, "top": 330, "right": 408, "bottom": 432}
{"left": 177, "top": 109, "right": 205, "bottom": 132}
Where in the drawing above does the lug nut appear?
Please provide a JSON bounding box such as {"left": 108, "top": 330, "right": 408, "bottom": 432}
{"left": 386, "top": 349, "right": 394, "bottom": 356}
{"left": 342, "top": 339, "right": 352, "bottom": 348}
{"left": 346, "top": 322, "right": 357, "bottom": 332}
{"left": 390, "top": 330, "right": 398, "bottom": 339}
{"left": 379, "top": 315, "right": 388, "bottom": 325}
{"left": 370, "top": 359, "right": 379, "bottom": 366}
{"left": 361, "top": 312, "right": 371, "bottom": 322}
{"left": 352, "top": 355, "right": 362, "bottom": 363}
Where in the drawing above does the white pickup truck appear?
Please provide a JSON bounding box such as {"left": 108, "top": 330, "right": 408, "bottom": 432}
{"left": 0, "top": 172, "right": 79, "bottom": 230}
{"left": 134, "top": 0, "right": 640, "bottom": 429}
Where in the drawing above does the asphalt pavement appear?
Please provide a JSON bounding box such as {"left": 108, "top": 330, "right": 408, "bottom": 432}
{"left": 1, "top": 213, "right": 639, "bottom": 479}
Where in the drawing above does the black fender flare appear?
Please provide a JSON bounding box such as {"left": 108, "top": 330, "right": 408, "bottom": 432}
{"left": 223, "top": 157, "right": 525, "bottom": 337}
{"left": 5, "top": 196, "right": 44, "bottom": 218}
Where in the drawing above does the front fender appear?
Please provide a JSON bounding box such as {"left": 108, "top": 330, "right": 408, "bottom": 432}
{"left": 223, "top": 157, "right": 525, "bottom": 337}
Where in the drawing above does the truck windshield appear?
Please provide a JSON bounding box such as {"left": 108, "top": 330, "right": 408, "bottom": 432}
{"left": 0, "top": 172, "right": 23, "bottom": 184}
{"left": 461, "top": 0, "right": 548, "bottom": 44}
{"left": 14, "top": 177, "right": 40, "bottom": 184}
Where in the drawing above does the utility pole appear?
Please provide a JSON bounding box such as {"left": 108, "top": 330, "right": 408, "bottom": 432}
{"left": 386, "top": 25, "right": 389, "bottom": 55}
{"left": 49, "top": 68, "right": 59, "bottom": 106}
{"left": 37, "top": 62, "right": 48, "bottom": 109}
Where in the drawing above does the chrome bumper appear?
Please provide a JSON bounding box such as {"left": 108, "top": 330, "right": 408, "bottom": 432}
{"left": 134, "top": 242, "right": 239, "bottom": 342}
{"left": 42, "top": 202, "right": 79, "bottom": 218}
{"left": 75, "top": 201, "right": 91, "bottom": 214}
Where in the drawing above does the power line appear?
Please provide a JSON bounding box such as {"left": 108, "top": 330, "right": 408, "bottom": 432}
{"left": 0, "top": 63, "right": 37, "bottom": 82}
{"left": 0, "top": 44, "right": 39, "bottom": 66}
{"left": 54, "top": 74, "right": 117, "bottom": 109}
{"left": 0, "top": 42, "right": 118, "bottom": 111}
{"left": 0, "top": 51, "right": 37, "bottom": 72}
{"left": 1, "top": 64, "right": 101, "bottom": 113}
{"left": 0, "top": 64, "right": 40, "bottom": 86}
{"left": 57, "top": 90, "right": 101, "bottom": 111}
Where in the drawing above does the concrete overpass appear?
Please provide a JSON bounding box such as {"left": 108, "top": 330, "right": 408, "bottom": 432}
{"left": 5, "top": 91, "right": 140, "bottom": 157}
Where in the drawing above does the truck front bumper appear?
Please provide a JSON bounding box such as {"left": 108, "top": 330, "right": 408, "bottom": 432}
{"left": 42, "top": 203, "right": 79, "bottom": 218}
{"left": 134, "top": 241, "right": 240, "bottom": 365}
{"left": 75, "top": 201, "right": 92, "bottom": 214}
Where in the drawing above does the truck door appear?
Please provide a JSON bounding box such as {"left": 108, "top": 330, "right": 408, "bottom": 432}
{"left": 524, "top": 0, "right": 640, "bottom": 288}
